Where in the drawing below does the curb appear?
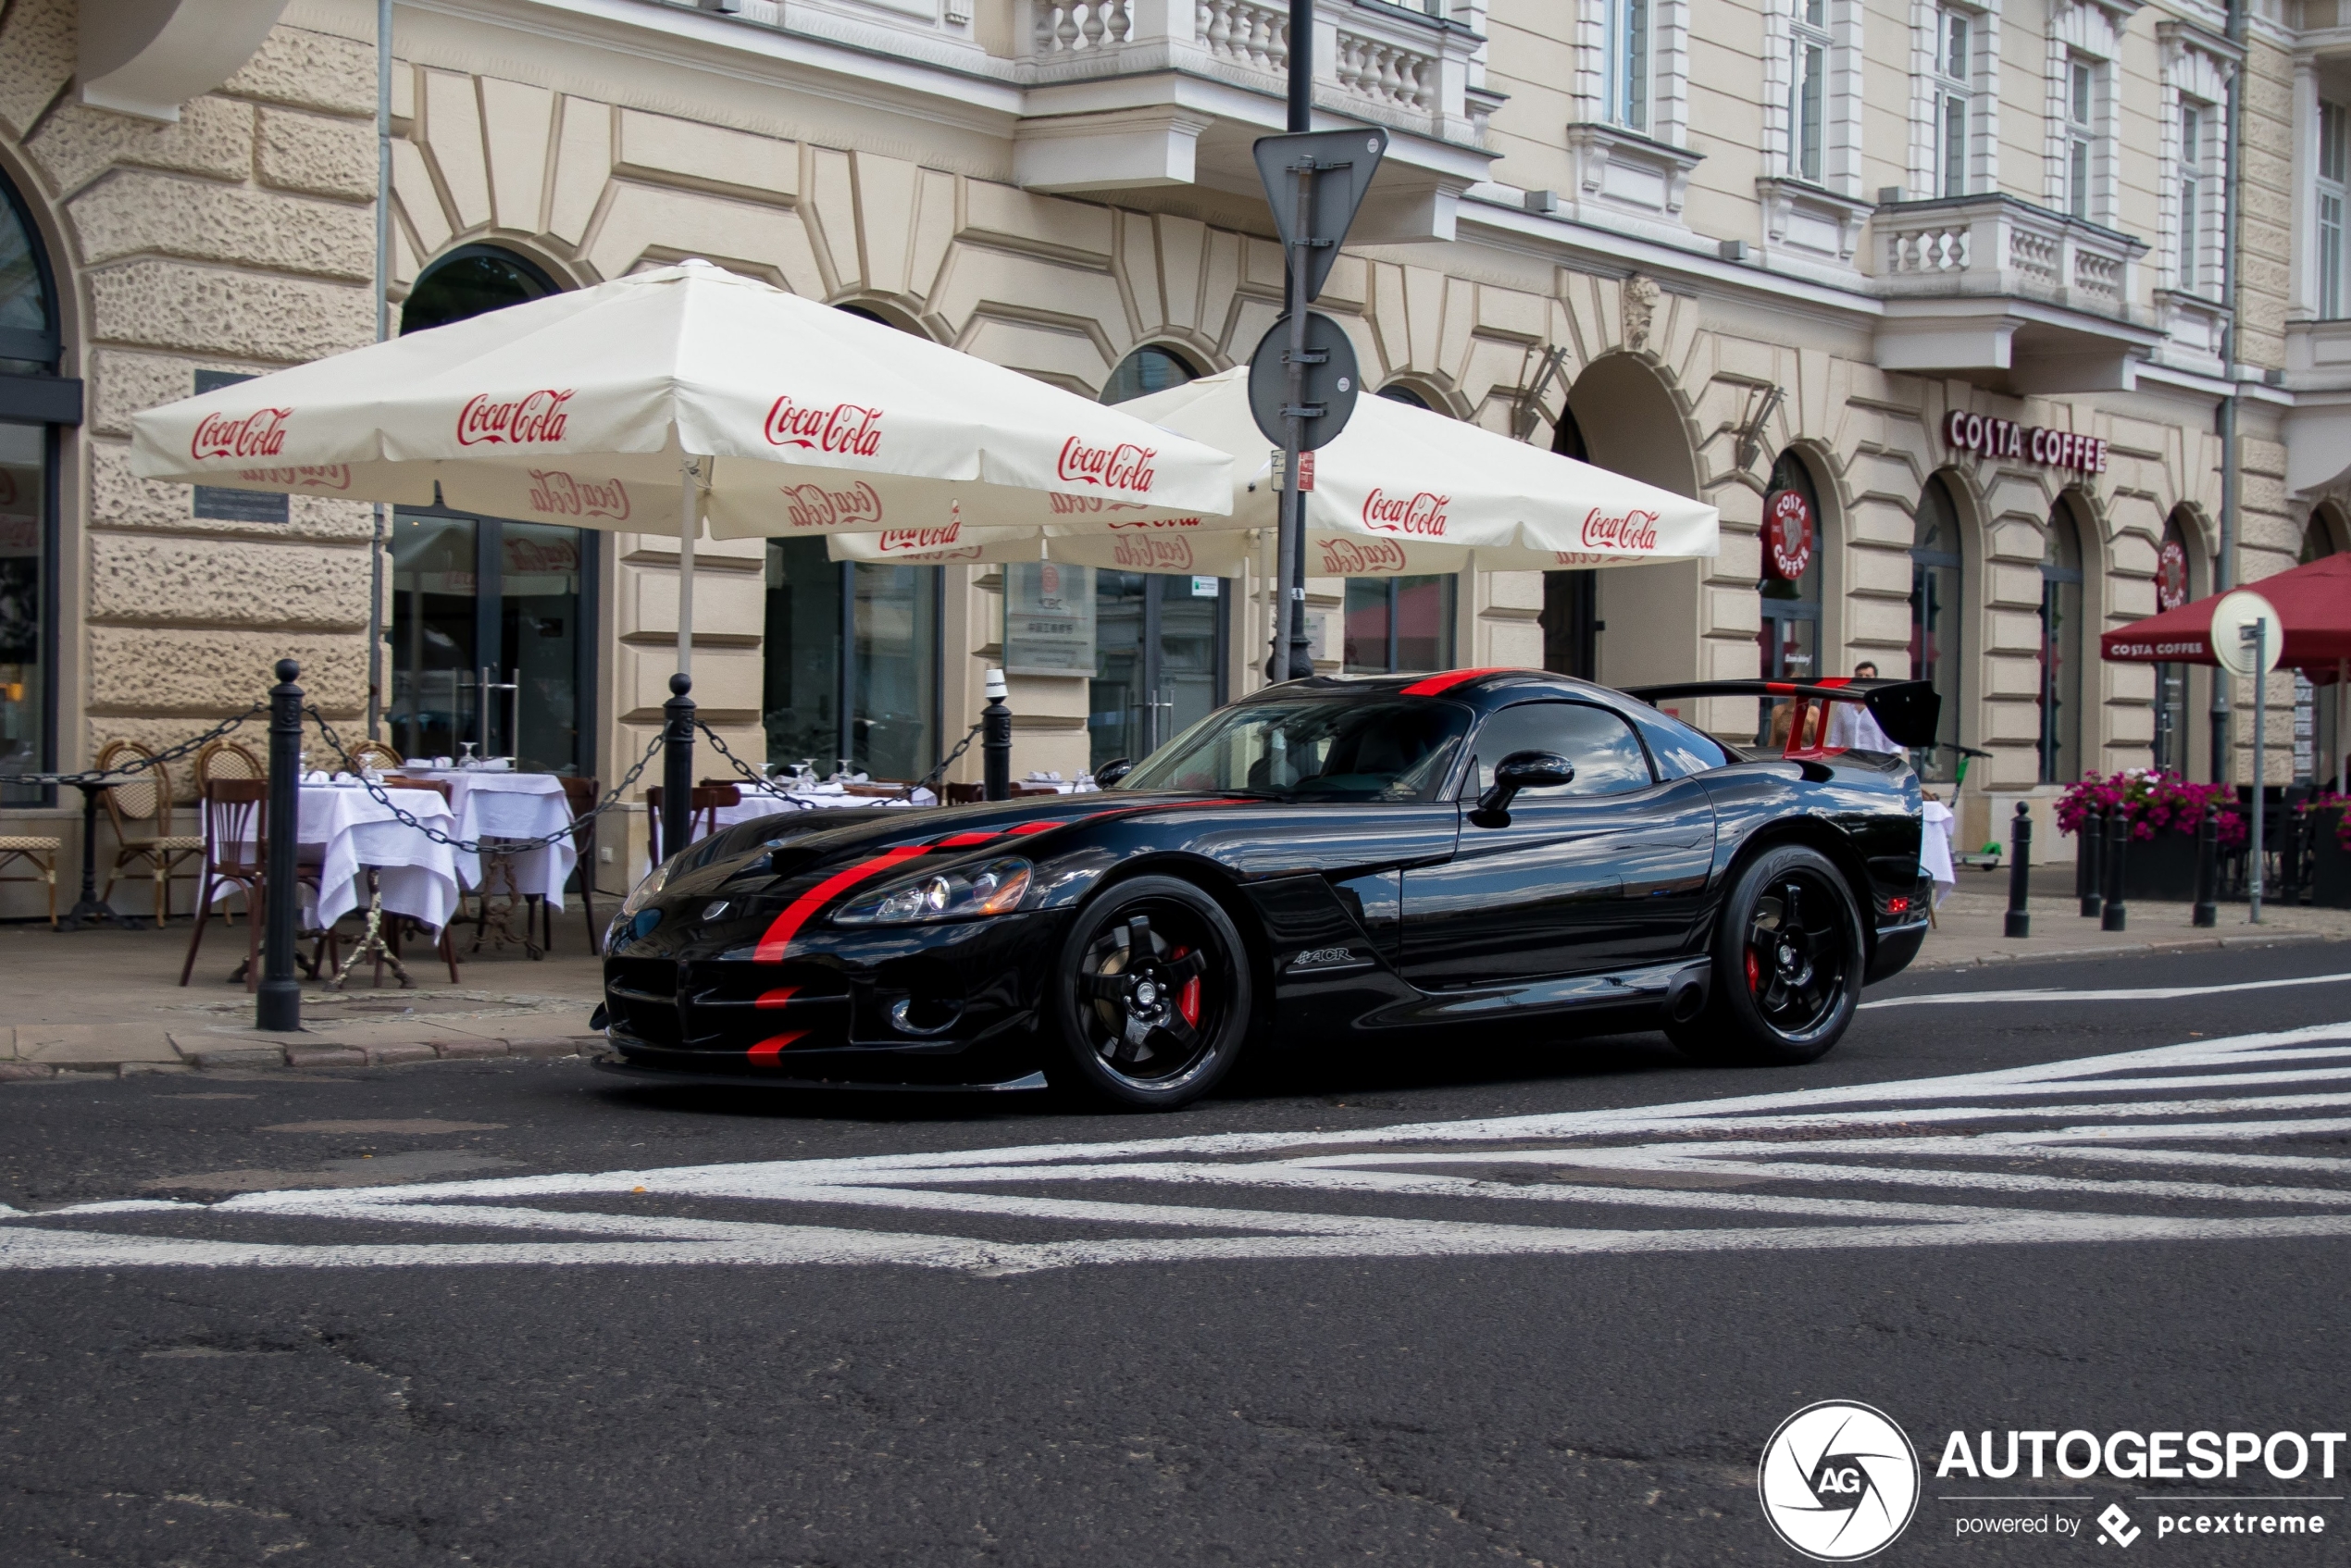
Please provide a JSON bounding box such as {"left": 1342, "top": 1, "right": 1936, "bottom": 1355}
{"left": 1910, "top": 927, "right": 2337, "bottom": 971}
{"left": 4, "top": 1034, "right": 608, "bottom": 1080}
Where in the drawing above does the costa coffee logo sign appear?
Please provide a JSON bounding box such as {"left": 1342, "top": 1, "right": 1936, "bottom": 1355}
{"left": 1762, "top": 488, "right": 1814, "bottom": 580}
{"left": 1319, "top": 538, "right": 1410, "bottom": 575}
{"left": 526, "top": 469, "right": 630, "bottom": 522}
{"left": 764, "top": 397, "right": 882, "bottom": 456}
{"left": 1580, "top": 507, "right": 1661, "bottom": 552}
{"left": 781, "top": 479, "right": 884, "bottom": 529}
{"left": 877, "top": 524, "right": 964, "bottom": 553}
{"left": 1362, "top": 489, "right": 1449, "bottom": 536}
{"left": 1108, "top": 537, "right": 1198, "bottom": 571}
{"left": 1944, "top": 411, "right": 2109, "bottom": 475}
{"left": 191, "top": 408, "right": 291, "bottom": 461}
{"left": 457, "top": 390, "right": 572, "bottom": 447}
{"left": 2157, "top": 539, "right": 2191, "bottom": 611}
{"left": 236, "top": 465, "right": 350, "bottom": 492}
{"left": 1057, "top": 438, "right": 1156, "bottom": 494}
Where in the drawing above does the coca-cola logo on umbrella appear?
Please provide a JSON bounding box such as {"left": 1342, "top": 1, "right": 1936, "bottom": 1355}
{"left": 1109, "top": 537, "right": 1198, "bottom": 571}
{"left": 1762, "top": 488, "right": 1813, "bottom": 580}
{"left": 1581, "top": 506, "right": 1661, "bottom": 553}
{"left": 2156, "top": 539, "right": 2190, "bottom": 611}
{"left": 764, "top": 397, "right": 883, "bottom": 456}
{"left": 1362, "top": 490, "right": 1449, "bottom": 536}
{"left": 877, "top": 523, "right": 964, "bottom": 553}
{"left": 236, "top": 465, "right": 350, "bottom": 491}
{"left": 781, "top": 480, "right": 885, "bottom": 529}
{"left": 526, "top": 469, "right": 631, "bottom": 521}
{"left": 1319, "top": 538, "right": 1410, "bottom": 575}
{"left": 1105, "top": 515, "right": 1203, "bottom": 530}
{"left": 192, "top": 408, "right": 292, "bottom": 461}
{"left": 1056, "top": 438, "right": 1156, "bottom": 494}
{"left": 456, "top": 389, "right": 572, "bottom": 446}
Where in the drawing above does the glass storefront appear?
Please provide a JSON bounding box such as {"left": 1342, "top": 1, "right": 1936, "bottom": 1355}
{"left": 0, "top": 171, "right": 59, "bottom": 807}
{"left": 763, "top": 538, "right": 939, "bottom": 780}
{"left": 2038, "top": 506, "right": 2086, "bottom": 784}
{"left": 1089, "top": 569, "right": 1225, "bottom": 769}
{"left": 389, "top": 512, "right": 594, "bottom": 772}
{"left": 1343, "top": 575, "right": 1456, "bottom": 674}
{"left": 2152, "top": 510, "right": 2196, "bottom": 774}
{"left": 1909, "top": 474, "right": 1967, "bottom": 781}
{"left": 1757, "top": 450, "right": 1824, "bottom": 742}
{"left": 1542, "top": 407, "right": 1599, "bottom": 678}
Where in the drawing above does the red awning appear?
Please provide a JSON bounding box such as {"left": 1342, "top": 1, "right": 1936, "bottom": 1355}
{"left": 2100, "top": 554, "right": 2351, "bottom": 671}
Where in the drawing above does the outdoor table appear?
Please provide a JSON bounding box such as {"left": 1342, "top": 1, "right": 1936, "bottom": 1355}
{"left": 218, "top": 780, "right": 463, "bottom": 933}
{"left": 1922, "top": 798, "right": 1957, "bottom": 906}
{"left": 399, "top": 769, "right": 578, "bottom": 910}
{"left": 709, "top": 786, "right": 934, "bottom": 834}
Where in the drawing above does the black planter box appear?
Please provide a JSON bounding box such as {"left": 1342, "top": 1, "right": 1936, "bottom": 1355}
{"left": 2312, "top": 808, "right": 2351, "bottom": 909}
{"left": 2076, "top": 828, "right": 2204, "bottom": 902}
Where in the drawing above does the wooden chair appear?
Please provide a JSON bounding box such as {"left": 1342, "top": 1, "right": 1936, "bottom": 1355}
{"left": 342, "top": 738, "right": 403, "bottom": 773}
{"left": 179, "top": 779, "right": 345, "bottom": 989}
{"left": 96, "top": 740, "right": 203, "bottom": 923}
{"left": 0, "top": 830, "right": 59, "bottom": 927}
{"left": 541, "top": 776, "right": 602, "bottom": 955}
{"left": 945, "top": 782, "right": 985, "bottom": 805}
{"left": 643, "top": 784, "right": 739, "bottom": 867}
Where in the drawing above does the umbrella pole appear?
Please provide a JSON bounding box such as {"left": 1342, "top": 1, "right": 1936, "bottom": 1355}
{"left": 662, "top": 456, "right": 699, "bottom": 865}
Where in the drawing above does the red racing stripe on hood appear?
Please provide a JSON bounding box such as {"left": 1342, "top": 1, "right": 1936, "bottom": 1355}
{"left": 1399, "top": 667, "right": 1512, "bottom": 696}
{"left": 753, "top": 843, "right": 930, "bottom": 963}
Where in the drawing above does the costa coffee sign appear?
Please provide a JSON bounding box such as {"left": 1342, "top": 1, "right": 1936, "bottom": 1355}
{"left": 1362, "top": 489, "right": 1449, "bottom": 536}
{"left": 457, "top": 389, "right": 572, "bottom": 447}
{"left": 1057, "top": 438, "right": 1156, "bottom": 494}
{"left": 236, "top": 465, "right": 350, "bottom": 491}
{"left": 1580, "top": 507, "right": 1660, "bottom": 552}
{"left": 1319, "top": 538, "right": 1410, "bottom": 575}
{"left": 192, "top": 408, "right": 291, "bottom": 461}
{"left": 2157, "top": 539, "right": 2190, "bottom": 611}
{"left": 1944, "top": 411, "right": 2109, "bottom": 475}
{"left": 1762, "top": 488, "right": 1813, "bottom": 580}
{"left": 781, "top": 479, "right": 884, "bottom": 529}
{"left": 527, "top": 469, "right": 630, "bottom": 522}
{"left": 765, "top": 397, "right": 882, "bottom": 456}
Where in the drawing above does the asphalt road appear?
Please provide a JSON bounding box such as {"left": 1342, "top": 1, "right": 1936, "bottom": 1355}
{"left": 7, "top": 940, "right": 2351, "bottom": 1567}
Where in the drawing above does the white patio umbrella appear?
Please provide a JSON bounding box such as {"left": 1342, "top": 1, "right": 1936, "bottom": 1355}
{"left": 825, "top": 365, "right": 1717, "bottom": 579}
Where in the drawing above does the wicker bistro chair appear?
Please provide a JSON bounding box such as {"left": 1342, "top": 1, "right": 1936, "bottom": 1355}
{"left": 95, "top": 740, "right": 204, "bottom": 922}
{"left": 642, "top": 784, "right": 740, "bottom": 869}
{"left": 193, "top": 738, "right": 264, "bottom": 788}
{"left": 342, "top": 739, "right": 403, "bottom": 774}
{"left": 0, "top": 829, "right": 60, "bottom": 927}
{"left": 178, "top": 779, "right": 337, "bottom": 990}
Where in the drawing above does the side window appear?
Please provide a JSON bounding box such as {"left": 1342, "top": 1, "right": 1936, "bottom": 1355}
{"left": 1465, "top": 703, "right": 1656, "bottom": 799}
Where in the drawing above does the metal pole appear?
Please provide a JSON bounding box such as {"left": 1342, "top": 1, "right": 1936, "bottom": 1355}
{"left": 2211, "top": 0, "right": 2245, "bottom": 785}
{"left": 2249, "top": 619, "right": 2266, "bottom": 923}
{"left": 1266, "top": 0, "right": 1315, "bottom": 686}
{"left": 366, "top": 0, "right": 393, "bottom": 738}
{"left": 2004, "top": 802, "right": 2031, "bottom": 939}
{"left": 982, "top": 667, "right": 1012, "bottom": 802}
{"left": 257, "top": 659, "right": 305, "bottom": 1031}
{"left": 2101, "top": 809, "right": 2128, "bottom": 932}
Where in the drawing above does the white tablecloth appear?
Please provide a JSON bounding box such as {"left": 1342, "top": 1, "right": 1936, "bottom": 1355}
{"left": 219, "top": 784, "right": 464, "bottom": 932}
{"left": 1921, "top": 799, "right": 1957, "bottom": 905}
{"left": 708, "top": 787, "right": 930, "bottom": 834}
{"left": 401, "top": 770, "right": 578, "bottom": 909}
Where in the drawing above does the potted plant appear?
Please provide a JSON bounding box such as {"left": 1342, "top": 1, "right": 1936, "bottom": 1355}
{"left": 2302, "top": 792, "right": 2351, "bottom": 908}
{"left": 2055, "top": 770, "right": 2247, "bottom": 902}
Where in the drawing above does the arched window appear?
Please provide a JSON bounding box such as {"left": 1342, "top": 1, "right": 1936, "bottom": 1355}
{"left": 1376, "top": 383, "right": 1431, "bottom": 409}
{"left": 1758, "top": 450, "right": 1825, "bottom": 740}
{"left": 1541, "top": 405, "right": 1597, "bottom": 678}
{"left": 0, "top": 171, "right": 60, "bottom": 803}
{"left": 2303, "top": 507, "right": 2348, "bottom": 564}
{"left": 2039, "top": 503, "right": 2087, "bottom": 783}
{"left": 1909, "top": 475, "right": 1967, "bottom": 780}
{"left": 400, "top": 244, "right": 560, "bottom": 335}
{"left": 2153, "top": 509, "right": 2199, "bottom": 774}
{"left": 1100, "top": 344, "right": 1199, "bottom": 405}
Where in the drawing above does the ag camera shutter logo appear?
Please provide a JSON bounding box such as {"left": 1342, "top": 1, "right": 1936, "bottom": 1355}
{"left": 1758, "top": 1400, "right": 1922, "bottom": 1561}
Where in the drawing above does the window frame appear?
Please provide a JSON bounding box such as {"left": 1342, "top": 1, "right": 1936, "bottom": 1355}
{"left": 1788, "top": 0, "right": 1831, "bottom": 183}
{"left": 2321, "top": 99, "right": 2347, "bottom": 320}
{"left": 1462, "top": 699, "right": 1661, "bottom": 802}
{"left": 1608, "top": 0, "right": 1653, "bottom": 132}
{"left": 2066, "top": 54, "right": 2101, "bottom": 221}
{"left": 0, "top": 170, "right": 64, "bottom": 808}
{"left": 1932, "top": 6, "right": 1974, "bottom": 199}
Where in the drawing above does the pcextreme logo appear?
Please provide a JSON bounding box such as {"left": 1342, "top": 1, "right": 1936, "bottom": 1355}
{"left": 1759, "top": 1400, "right": 1922, "bottom": 1562}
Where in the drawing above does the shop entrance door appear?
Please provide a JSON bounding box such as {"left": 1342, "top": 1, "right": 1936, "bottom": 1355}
{"left": 1091, "top": 572, "right": 1227, "bottom": 770}
{"left": 390, "top": 510, "right": 595, "bottom": 773}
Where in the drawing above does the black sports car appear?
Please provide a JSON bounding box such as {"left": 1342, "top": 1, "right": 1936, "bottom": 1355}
{"left": 597, "top": 669, "right": 1937, "bottom": 1109}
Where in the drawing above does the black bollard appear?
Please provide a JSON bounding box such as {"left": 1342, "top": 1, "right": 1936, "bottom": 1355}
{"left": 2101, "top": 809, "right": 2129, "bottom": 932}
{"left": 2192, "top": 809, "right": 2219, "bottom": 927}
{"left": 660, "top": 672, "right": 694, "bottom": 866}
{"left": 2278, "top": 807, "right": 2301, "bottom": 908}
{"left": 2005, "top": 802, "right": 2032, "bottom": 939}
{"left": 982, "top": 667, "right": 1012, "bottom": 803}
{"left": 2078, "top": 805, "right": 2104, "bottom": 918}
{"left": 256, "top": 659, "right": 304, "bottom": 1032}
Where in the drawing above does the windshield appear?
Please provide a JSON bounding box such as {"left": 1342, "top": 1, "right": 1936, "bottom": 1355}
{"left": 1115, "top": 696, "right": 1470, "bottom": 803}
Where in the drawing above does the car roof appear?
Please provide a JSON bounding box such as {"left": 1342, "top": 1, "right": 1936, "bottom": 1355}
{"left": 1247, "top": 668, "right": 1638, "bottom": 720}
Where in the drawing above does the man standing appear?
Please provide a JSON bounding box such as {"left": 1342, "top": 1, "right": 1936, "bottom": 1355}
{"left": 1828, "top": 660, "right": 1899, "bottom": 753}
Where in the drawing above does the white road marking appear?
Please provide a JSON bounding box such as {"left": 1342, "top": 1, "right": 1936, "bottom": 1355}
{"left": 9, "top": 1019, "right": 2351, "bottom": 1274}
{"left": 1860, "top": 971, "right": 2351, "bottom": 1010}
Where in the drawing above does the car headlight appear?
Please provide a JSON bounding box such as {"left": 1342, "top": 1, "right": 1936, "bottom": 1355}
{"left": 832, "top": 857, "right": 1031, "bottom": 926}
{"left": 618, "top": 859, "right": 674, "bottom": 919}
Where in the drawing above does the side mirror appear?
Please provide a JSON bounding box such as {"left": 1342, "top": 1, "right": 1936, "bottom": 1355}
{"left": 1473, "top": 750, "right": 1574, "bottom": 824}
{"left": 1095, "top": 757, "right": 1135, "bottom": 788}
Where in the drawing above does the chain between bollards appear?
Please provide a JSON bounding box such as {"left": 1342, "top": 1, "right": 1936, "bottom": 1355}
{"left": 256, "top": 659, "right": 305, "bottom": 1032}
{"left": 2003, "top": 802, "right": 2031, "bottom": 939}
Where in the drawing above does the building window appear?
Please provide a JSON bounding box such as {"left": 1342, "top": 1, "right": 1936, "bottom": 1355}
{"left": 1933, "top": 6, "right": 1973, "bottom": 198}
{"left": 1344, "top": 576, "right": 1457, "bottom": 674}
{"left": 2038, "top": 506, "right": 2086, "bottom": 784}
{"left": 765, "top": 539, "right": 941, "bottom": 781}
{"left": 2066, "top": 56, "right": 2100, "bottom": 221}
{"left": 1757, "top": 450, "right": 1824, "bottom": 743}
{"left": 400, "top": 244, "right": 559, "bottom": 334}
{"left": 1609, "top": 0, "right": 1651, "bottom": 132}
{"left": 1376, "top": 384, "right": 1432, "bottom": 409}
{"left": 1790, "top": 0, "right": 1829, "bottom": 182}
{"left": 1091, "top": 569, "right": 1227, "bottom": 769}
{"left": 1101, "top": 344, "right": 1199, "bottom": 405}
{"left": 0, "top": 171, "right": 62, "bottom": 807}
{"left": 1909, "top": 475, "right": 1966, "bottom": 782}
{"left": 1542, "top": 408, "right": 1598, "bottom": 681}
{"left": 2322, "top": 100, "right": 2347, "bottom": 320}
{"left": 2178, "top": 101, "right": 2205, "bottom": 292}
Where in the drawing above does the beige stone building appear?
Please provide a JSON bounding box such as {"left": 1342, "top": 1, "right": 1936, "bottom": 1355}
{"left": 0, "top": 0, "right": 2343, "bottom": 919}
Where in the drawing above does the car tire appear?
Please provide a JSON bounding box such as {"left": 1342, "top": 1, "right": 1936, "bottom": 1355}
{"left": 1044, "top": 875, "right": 1254, "bottom": 1111}
{"left": 1667, "top": 844, "right": 1863, "bottom": 1067}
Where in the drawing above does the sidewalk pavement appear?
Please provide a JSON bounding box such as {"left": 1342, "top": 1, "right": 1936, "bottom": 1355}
{"left": 3, "top": 877, "right": 2345, "bottom": 1078}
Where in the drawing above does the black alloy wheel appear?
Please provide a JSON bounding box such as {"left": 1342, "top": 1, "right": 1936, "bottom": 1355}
{"left": 1668, "top": 844, "right": 1862, "bottom": 1066}
{"left": 1047, "top": 875, "right": 1253, "bottom": 1110}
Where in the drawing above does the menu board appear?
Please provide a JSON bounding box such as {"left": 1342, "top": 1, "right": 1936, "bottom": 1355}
{"left": 1003, "top": 562, "right": 1095, "bottom": 674}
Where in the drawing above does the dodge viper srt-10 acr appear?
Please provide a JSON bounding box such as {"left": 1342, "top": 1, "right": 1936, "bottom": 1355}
{"left": 596, "top": 669, "right": 1937, "bottom": 1109}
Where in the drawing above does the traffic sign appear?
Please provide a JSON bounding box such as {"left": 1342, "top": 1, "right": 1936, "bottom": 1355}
{"left": 1253, "top": 129, "right": 1388, "bottom": 303}
{"left": 1247, "top": 311, "right": 1360, "bottom": 451}
{"left": 2210, "top": 590, "right": 2283, "bottom": 677}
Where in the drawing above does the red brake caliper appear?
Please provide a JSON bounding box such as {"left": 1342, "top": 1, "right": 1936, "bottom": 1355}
{"left": 1744, "top": 949, "right": 1762, "bottom": 994}
{"left": 1172, "top": 945, "right": 1201, "bottom": 1026}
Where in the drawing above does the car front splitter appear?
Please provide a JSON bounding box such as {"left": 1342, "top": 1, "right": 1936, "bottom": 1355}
{"left": 591, "top": 1057, "right": 1051, "bottom": 1094}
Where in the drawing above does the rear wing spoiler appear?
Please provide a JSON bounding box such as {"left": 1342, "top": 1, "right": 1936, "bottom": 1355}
{"left": 1624, "top": 678, "right": 1943, "bottom": 753}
